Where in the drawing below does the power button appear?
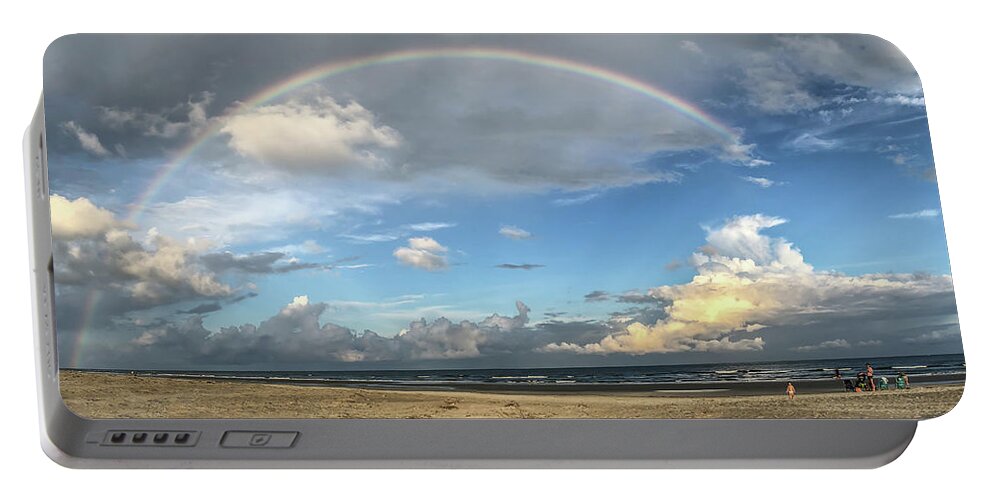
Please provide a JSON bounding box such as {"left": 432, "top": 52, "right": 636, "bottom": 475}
{"left": 220, "top": 431, "right": 298, "bottom": 448}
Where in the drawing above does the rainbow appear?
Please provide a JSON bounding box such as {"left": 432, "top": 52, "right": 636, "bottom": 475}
{"left": 124, "top": 46, "right": 739, "bottom": 221}
{"left": 70, "top": 289, "right": 102, "bottom": 367}
{"left": 70, "top": 47, "right": 742, "bottom": 367}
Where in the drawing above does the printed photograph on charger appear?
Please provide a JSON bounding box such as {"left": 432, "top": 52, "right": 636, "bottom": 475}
{"left": 44, "top": 34, "right": 964, "bottom": 419}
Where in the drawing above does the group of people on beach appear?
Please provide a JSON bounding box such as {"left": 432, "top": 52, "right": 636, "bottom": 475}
{"left": 836, "top": 363, "right": 912, "bottom": 393}
{"left": 786, "top": 363, "right": 912, "bottom": 399}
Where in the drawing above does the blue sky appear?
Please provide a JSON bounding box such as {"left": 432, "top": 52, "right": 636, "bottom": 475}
{"left": 44, "top": 35, "right": 961, "bottom": 369}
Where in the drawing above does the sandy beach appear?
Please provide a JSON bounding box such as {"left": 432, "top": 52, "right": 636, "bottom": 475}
{"left": 60, "top": 371, "right": 963, "bottom": 419}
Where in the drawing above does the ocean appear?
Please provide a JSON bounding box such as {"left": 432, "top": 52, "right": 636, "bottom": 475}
{"left": 83, "top": 353, "right": 965, "bottom": 394}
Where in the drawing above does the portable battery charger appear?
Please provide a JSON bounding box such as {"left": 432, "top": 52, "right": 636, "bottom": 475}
{"left": 26, "top": 34, "right": 964, "bottom": 468}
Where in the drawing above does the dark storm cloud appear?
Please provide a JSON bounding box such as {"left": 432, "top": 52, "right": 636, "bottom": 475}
{"left": 43, "top": 34, "right": 767, "bottom": 187}
{"left": 124, "top": 299, "right": 542, "bottom": 367}
{"left": 43, "top": 35, "right": 922, "bottom": 178}
{"left": 65, "top": 278, "right": 961, "bottom": 370}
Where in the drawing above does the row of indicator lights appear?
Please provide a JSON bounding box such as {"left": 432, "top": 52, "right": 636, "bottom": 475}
{"left": 109, "top": 432, "right": 192, "bottom": 444}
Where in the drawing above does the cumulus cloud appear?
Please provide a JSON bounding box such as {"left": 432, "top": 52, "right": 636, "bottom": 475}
{"left": 51, "top": 196, "right": 231, "bottom": 307}
{"left": 56, "top": 228, "right": 232, "bottom": 304}
{"left": 498, "top": 225, "right": 533, "bottom": 240}
{"left": 50, "top": 194, "right": 129, "bottom": 239}
{"left": 61, "top": 121, "right": 110, "bottom": 156}
{"left": 393, "top": 237, "right": 449, "bottom": 271}
{"left": 543, "top": 214, "right": 954, "bottom": 355}
{"left": 220, "top": 96, "right": 402, "bottom": 172}
{"left": 126, "top": 297, "right": 536, "bottom": 365}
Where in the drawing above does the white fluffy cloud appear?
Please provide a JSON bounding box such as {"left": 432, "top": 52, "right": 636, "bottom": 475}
{"left": 51, "top": 195, "right": 231, "bottom": 305}
{"left": 543, "top": 214, "right": 953, "bottom": 355}
{"left": 220, "top": 96, "right": 402, "bottom": 172}
{"left": 50, "top": 194, "right": 128, "bottom": 239}
{"left": 61, "top": 121, "right": 110, "bottom": 156}
{"left": 393, "top": 237, "right": 449, "bottom": 271}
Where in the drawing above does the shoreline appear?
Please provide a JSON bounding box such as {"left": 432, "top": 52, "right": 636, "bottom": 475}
{"left": 59, "top": 368, "right": 965, "bottom": 397}
{"left": 60, "top": 370, "right": 964, "bottom": 419}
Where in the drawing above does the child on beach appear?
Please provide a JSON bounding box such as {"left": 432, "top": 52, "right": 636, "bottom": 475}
{"left": 866, "top": 363, "right": 876, "bottom": 391}
{"left": 786, "top": 382, "right": 796, "bottom": 400}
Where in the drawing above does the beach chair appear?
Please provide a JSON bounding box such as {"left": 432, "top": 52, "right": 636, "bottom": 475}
{"left": 896, "top": 377, "right": 906, "bottom": 389}
{"left": 878, "top": 377, "right": 889, "bottom": 390}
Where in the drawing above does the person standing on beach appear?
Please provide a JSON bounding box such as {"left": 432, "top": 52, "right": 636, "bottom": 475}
{"left": 866, "top": 363, "right": 876, "bottom": 392}
{"left": 786, "top": 382, "right": 796, "bottom": 400}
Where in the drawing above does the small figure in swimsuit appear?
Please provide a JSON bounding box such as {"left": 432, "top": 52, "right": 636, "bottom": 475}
{"left": 786, "top": 382, "right": 796, "bottom": 400}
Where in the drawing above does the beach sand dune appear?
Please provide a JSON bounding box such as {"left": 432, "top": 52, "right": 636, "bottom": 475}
{"left": 60, "top": 371, "right": 963, "bottom": 420}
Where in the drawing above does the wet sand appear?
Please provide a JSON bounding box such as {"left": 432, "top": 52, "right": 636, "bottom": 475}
{"left": 60, "top": 370, "right": 963, "bottom": 420}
